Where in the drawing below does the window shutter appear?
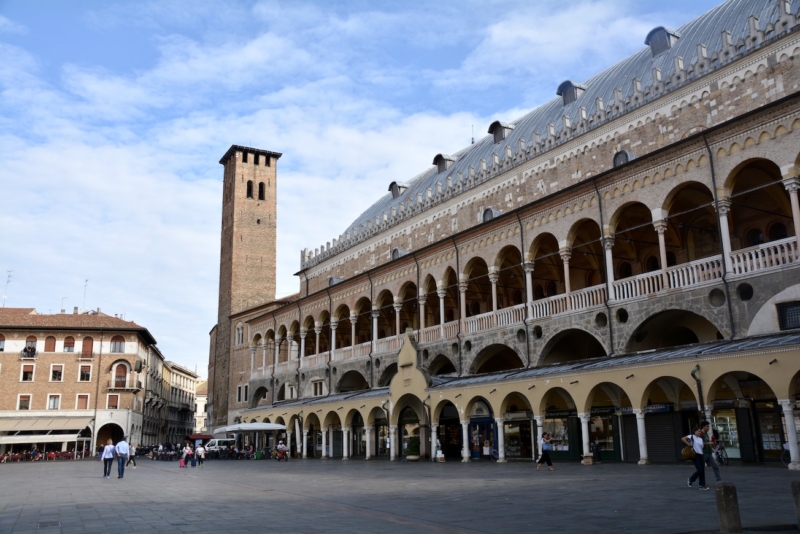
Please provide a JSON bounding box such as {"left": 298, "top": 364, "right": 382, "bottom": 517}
{"left": 45, "top": 336, "right": 56, "bottom": 352}
{"left": 82, "top": 337, "right": 93, "bottom": 356}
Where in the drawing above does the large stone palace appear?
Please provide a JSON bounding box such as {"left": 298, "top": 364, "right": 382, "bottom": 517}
{"left": 208, "top": 0, "right": 800, "bottom": 466}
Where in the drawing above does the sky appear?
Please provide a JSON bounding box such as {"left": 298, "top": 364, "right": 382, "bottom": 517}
{"left": 0, "top": 0, "right": 723, "bottom": 374}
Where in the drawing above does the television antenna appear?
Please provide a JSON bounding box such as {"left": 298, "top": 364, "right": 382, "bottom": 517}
{"left": 82, "top": 279, "right": 89, "bottom": 310}
{"left": 2, "top": 271, "right": 12, "bottom": 308}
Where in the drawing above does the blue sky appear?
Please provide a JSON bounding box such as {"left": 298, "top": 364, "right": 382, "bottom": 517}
{"left": 0, "top": 0, "right": 723, "bottom": 373}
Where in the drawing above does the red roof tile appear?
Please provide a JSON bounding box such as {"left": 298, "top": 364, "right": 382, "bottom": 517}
{"left": 0, "top": 308, "right": 156, "bottom": 344}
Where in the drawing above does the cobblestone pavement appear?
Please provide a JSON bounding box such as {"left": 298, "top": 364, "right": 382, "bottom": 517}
{"left": 0, "top": 458, "right": 797, "bottom": 533}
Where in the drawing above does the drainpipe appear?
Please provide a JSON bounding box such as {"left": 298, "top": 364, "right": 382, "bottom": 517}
{"left": 296, "top": 302, "right": 302, "bottom": 395}
{"left": 412, "top": 250, "right": 421, "bottom": 339}
{"left": 592, "top": 177, "right": 615, "bottom": 356}
{"left": 514, "top": 212, "right": 532, "bottom": 367}
{"left": 325, "top": 286, "right": 333, "bottom": 394}
{"left": 91, "top": 330, "right": 105, "bottom": 454}
{"left": 367, "top": 271, "right": 375, "bottom": 388}
{"left": 450, "top": 237, "right": 463, "bottom": 376}
{"left": 690, "top": 364, "right": 705, "bottom": 416}
{"left": 702, "top": 133, "right": 736, "bottom": 339}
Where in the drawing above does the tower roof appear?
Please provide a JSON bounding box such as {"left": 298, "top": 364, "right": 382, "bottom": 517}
{"left": 219, "top": 145, "right": 283, "bottom": 166}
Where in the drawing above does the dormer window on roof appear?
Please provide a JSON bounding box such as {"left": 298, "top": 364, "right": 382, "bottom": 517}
{"left": 388, "top": 181, "right": 409, "bottom": 199}
{"left": 328, "top": 277, "right": 344, "bottom": 287}
{"left": 391, "top": 248, "right": 411, "bottom": 261}
{"left": 482, "top": 208, "right": 502, "bottom": 223}
{"left": 433, "top": 154, "right": 455, "bottom": 174}
{"left": 645, "top": 27, "right": 681, "bottom": 57}
{"left": 556, "top": 81, "right": 587, "bottom": 106}
{"left": 488, "top": 121, "right": 515, "bottom": 144}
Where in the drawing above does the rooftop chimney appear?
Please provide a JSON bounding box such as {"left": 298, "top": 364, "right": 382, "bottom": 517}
{"left": 73, "top": 306, "right": 78, "bottom": 314}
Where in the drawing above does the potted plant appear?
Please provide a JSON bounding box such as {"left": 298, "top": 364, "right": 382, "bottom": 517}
{"left": 405, "top": 436, "right": 420, "bottom": 462}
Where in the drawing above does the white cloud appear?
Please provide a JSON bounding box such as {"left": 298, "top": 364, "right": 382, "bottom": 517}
{"left": 0, "top": 15, "right": 26, "bottom": 35}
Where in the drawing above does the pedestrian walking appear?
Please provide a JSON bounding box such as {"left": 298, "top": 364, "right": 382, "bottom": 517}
{"left": 126, "top": 444, "right": 137, "bottom": 469}
{"left": 682, "top": 425, "right": 710, "bottom": 490}
{"left": 115, "top": 437, "right": 130, "bottom": 479}
{"left": 99, "top": 439, "right": 115, "bottom": 479}
{"left": 196, "top": 444, "right": 205, "bottom": 467}
{"left": 703, "top": 424, "right": 722, "bottom": 483}
{"left": 536, "top": 432, "right": 554, "bottom": 471}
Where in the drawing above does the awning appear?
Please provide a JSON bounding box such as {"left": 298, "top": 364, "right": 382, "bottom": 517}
{"left": 187, "top": 434, "right": 214, "bottom": 440}
{"left": 0, "top": 417, "right": 93, "bottom": 432}
{"left": 213, "top": 423, "right": 286, "bottom": 434}
{"left": 0, "top": 433, "right": 84, "bottom": 445}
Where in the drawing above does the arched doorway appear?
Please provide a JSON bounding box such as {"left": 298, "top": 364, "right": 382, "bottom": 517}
{"left": 304, "top": 413, "right": 321, "bottom": 458}
{"left": 367, "top": 406, "right": 389, "bottom": 458}
{"left": 348, "top": 411, "right": 366, "bottom": 458}
{"left": 434, "top": 400, "right": 462, "bottom": 460}
{"left": 708, "top": 371, "right": 781, "bottom": 462}
{"left": 471, "top": 344, "right": 524, "bottom": 374}
{"left": 584, "top": 383, "right": 632, "bottom": 462}
{"left": 540, "top": 387, "right": 581, "bottom": 461}
{"left": 637, "top": 376, "right": 700, "bottom": 462}
{"left": 465, "top": 397, "right": 495, "bottom": 460}
{"left": 500, "top": 392, "right": 534, "bottom": 460}
{"left": 96, "top": 422, "right": 125, "bottom": 453}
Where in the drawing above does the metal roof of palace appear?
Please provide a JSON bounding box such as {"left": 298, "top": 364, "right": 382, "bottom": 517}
{"left": 342, "top": 0, "right": 784, "bottom": 235}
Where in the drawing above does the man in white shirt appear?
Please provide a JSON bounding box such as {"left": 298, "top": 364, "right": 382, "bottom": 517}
{"left": 115, "top": 438, "right": 130, "bottom": 479}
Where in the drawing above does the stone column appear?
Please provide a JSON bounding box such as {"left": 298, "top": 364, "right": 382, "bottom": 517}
{"left": 250, "top": 347, "right": 255, "bottom": 373}
{"left": 634, "top": 409, "right": 650, "bottom": 465}
{"left": 495, "top": 418, "right": 506, "bottom": 462}
{"left": 579, "top": 413, "right": 592, "bottom": 464}
{"left": 299, "top": 331, "right": 307, "bottom": 359}
{"left": 603, "top": 236, "right": 616, "bottom": 300}
{"left": 653, "top": 220, "right": 669, "bottom": 289}
{"left": 393, "top": 300, "right": 402, "bottom": 336}
{"left": 559, "top": 248, "right": 572, "bottom": 297}
{"left": 371, "top": 309, "right": 379, "bottom": 351}
{"left": 302, "top": 430, "right": 308, "bottom": 459}
{"left": 286, "top": 430, "right": 292, "bottom": 457}
{"left": 389, "top": 425, "right": 397, "bottom": 461}
{"left": 534, "top": 416, "right": 544, "bottom": 460}
{"left": 262, "top": 344, "right": 267, "bottom": 368}
{"left": 330, "top": 321, "right": 338, "bottom": 354}
{"left": 321, "top": 429, "right": 327, "bottom": 459}
{"left": 437, "top": 288, "right": 447, "bottom": 338}
{"left": 314, "top": 324, "right": 322, "bottom": 355}
{"left": 342, "top": 427, "right": 350, "bottom": 460}
{"left": 274, "top": 336, "right": 282, "bottom": 365}
{"left": 430, "top": 423, "right": 439, "bottom": 462}
{"left": 783, "top": 178, "right": 800, "bottom": 243}
{"left": 365, "top": 426, "right": 373, "bottom": 460}
{"left": 418, "top": 297, "right": 427, "bottom": 331}
{"left": 350, "top": 314, "right": 358, "bottom": 347}
{"left": 716, "top": 199, "right": 734, "bottom": 273}
{"left": 780, "top": 399, "right": 800, "bottom": 469}
{"left": 461, "top": 420, "right": 470, "bottom": 462}
{"left": 489, "top": 269, "right": 500, "bottom": 313}
{"left": 523, "top": 262, "right": 534, "bottom": 319}
{"left": 458, "top": 280, "right": 468, "bottom": 324}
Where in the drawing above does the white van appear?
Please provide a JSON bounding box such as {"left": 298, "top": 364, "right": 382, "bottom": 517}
{"left": 205, "top": 438, "right": 235, "bottom": 452}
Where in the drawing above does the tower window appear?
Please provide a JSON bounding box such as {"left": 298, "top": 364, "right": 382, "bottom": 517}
{"left": 258, "top": 182, "right": 265, "bottom": 200}
{"left": 242, "top": 152, "right": 248, "bottom": 163}
{"left": 253, "top": 153, "right": 259, "bottom": 165}
{"left": 246, "top": 181, "right": 254, "bottom": 199}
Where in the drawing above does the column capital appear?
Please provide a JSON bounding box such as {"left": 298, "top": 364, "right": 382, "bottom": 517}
{"left": 436, "top": 288, "right": 447, "bottom": 299}
{"left": 299, "top": 330, "right": 307, "bottom": 339}
{"left": 779, "top": 399, "right": 796, "bottom": 410}
{"left": 578, "top": 413, "right": 591, "bottom": 423}
{"left": 523, "top": 261, "right": 534, "bottom": 273}
{"left": 716, "top": 197, "right": 732, "bottom": 215}
{"left": 364, "top": 425, "right": 373, "bottom": 431}
{"left": 602, "top": 236, "right": 615, "bottom": 250}
{"left": 494, "top": 418, "right": 505, "bottom": 425}
{"left": 430, "top": 423, "right": 438, "bottom": 429}
{"left": 460, "top": 420, "right": 469, "bottom": 427}
{"left": 633, "top": 408, "right": 645, "bottom": 417}
{"left": 418, "top": 296, "right": 427, "bottom": 305}
{"left": 389, "top": 424, "right": 397, "bottom": 431}
{"left": 313, "top": 326, "right": 322, "bottom": 335}
{"left": 488, "top": 271, "right": 500, "bottom": 284}
{"left": 652, "top": 220, "right": 668, "bottom": 234}
{"left": 458, "top": 281, "right": 468, "bottom": 292}
{"left": 559, "top": 248, "right": 572, "bottom": 262}
{"left": 392, "top": 303, "right": 403, "bottom": 313}
{"left": 371, "top": 309, "right": 380, "bottom": 319}
{"left": 349, "top": 314, "right": 359, "bottom": 326}
{"left": 783, "top": 177, "right": 800, "bottom": 193}
{"left": 329, "top": 321, "right": 338, "bottom": 331}
{"left": 534, "top": 415, "right": 544, "bottom": 424}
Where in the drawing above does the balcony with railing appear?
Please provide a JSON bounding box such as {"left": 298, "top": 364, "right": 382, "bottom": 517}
{"left": 375, "top": 335, "right": 402, "bottom": 354}
{"left": 301, "top": 352, "right": 328, "bottom": 369}
{"left": 108, "top": 377, "right": 142, "bottom": 391}
{"left": 729, "top": 236, "right": 798, "bottom": 276}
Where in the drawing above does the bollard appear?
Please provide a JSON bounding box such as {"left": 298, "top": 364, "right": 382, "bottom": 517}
{"left": 792, "top": 481, "right": 800, "bottom": 529}
{"left": 715, "top": 482, "right": 742, "bottom": 533}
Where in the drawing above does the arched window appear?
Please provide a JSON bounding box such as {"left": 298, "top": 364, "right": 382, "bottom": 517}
{"left": 645, "top": 256, "right": 660, "bottom": 272}
{"left": 45, "top": 336, "right": 56, "bottom": 352}
{"left": 768, "top": 222, "right": 788, "bottom": 242}
{"left": 63, "top": 336, "right": 75, "bottom": 352}
{"left": 258, "top": 182, "right": 265, "bottom": 200}
{"left": 246, "top": 180, "right": 254, "bottom": 199}
{"left": 110, "top": 335, "right": 125, "bottom": 353}
{"left": 512, "top": 289, "right": 524, "bottom": 305}
{"left": 445, "top": 309, "right": 455, "bottom": 322}
{"left": 618, "top": 262, "right": 633, "bottom": 279}
{"left": 666, "top": 251, "right": 677, "bottom": 267}
{"left": 470, "top": 301, "right": 481, "bottom": 316}
{"left": 26, "top": 336, "right": 37, "bottom": 348}
{"left": 545, "top": 281, "right": 557, "bottom": 297}
{"left": 745, "top": 228, "right": 764, "bottom": 247}
{"left": 114, "top": 363, "right": 128, "bottom": 388}
{"left": 81, "top": 337, "right": 94, "bottom": 358}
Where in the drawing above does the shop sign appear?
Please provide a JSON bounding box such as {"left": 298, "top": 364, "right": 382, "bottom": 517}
{"left": 617, "top": 404, "right": 672, "bottom": 415}
{"left": 590, "top": 407, "right": 616, "bottom": 416}
{"left": 545, "top": 409, "right": 577, "bottom": 418}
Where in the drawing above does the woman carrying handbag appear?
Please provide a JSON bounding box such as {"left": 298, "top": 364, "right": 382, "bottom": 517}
{"left": 682, "top": 422, "right": 711, "bottom": 491}
{"left": 99, "top": 439, "right": 115, "bottom": 479}
{"left": 536, "top": 432, "right": 554, "bottom": 471}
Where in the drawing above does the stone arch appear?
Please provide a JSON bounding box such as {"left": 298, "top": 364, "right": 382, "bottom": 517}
{"left": 344, "top": 408, "right": 366, "bottom": 427}
{"left": 625, "top": 309, "right": 723, "bottom": 352}
{"left": 303, "top": 412, "right": 320, "bottom": 432}
{"left": 582, "top": 382, "right": 633, "bottom": 413}
{"left": 567, "top": 218, "right": 604, "bottom": 290}
{"left": 337, "top": 370, "right": 369, "bottom": 393}
{"left": 661, "top": 181, "right": 720, "bottom": 264}
{"left": 322, "top": 411, "right": 340, "bottom": 428}
{"left": 609, "top": 201, "right": 659, "bottom": 279}
{"left": 251, "top": 333, "right": 262, "bottom": 347}
{"left": 352, "top": 297, "right": 373, "bottom": 345}
{"left": 639, "top": 376, "right": 698, "bottom": 411}
{"left": 463, "top": 395, "right": 497, "bottom": 421}
{"left": 96, "top": 422, "right": 125, "bottom": 447}
{"left": 250, "top": 386, "right": 269, "bottom": 408}
{"left": 374, "top": 290, "right": 395, "bottom": 339}
{"left": 707, "top": 370, "right": 779, "bottom": 405}
{"left": 539, "top": 387, "right": 576, "bottom": 414}
{"left": 529, "top": 232, "right": 564, "bottom": 301}
{"left": 428, "top": 353, "right": 457, "bottom": 376}
{"left": 499, "top": 391, "right": 533, "bottom": 415}
{"left": 397, "top": 281, "right": 418, "bottom": 332}
{"left": 538, "top": 328, "right": 607, "bottom": 365}
{"left": 494, "top": 245, "right": 525, "bottom": 309}
{"left": 470, "top": 344, "right": 524, "bottom": 374}
{"left": 366, "top": 405, "right": 388, "bottom": 426}
{"left": 377, "top": 362, "right": 398, "bottom": 387}
{"left": 391, "top": 393, "right": 427, "bottom": 426}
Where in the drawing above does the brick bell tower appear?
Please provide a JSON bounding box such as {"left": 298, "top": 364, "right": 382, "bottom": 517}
{"left": 210, "top": 145, "right": 281, "bottom": 427}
